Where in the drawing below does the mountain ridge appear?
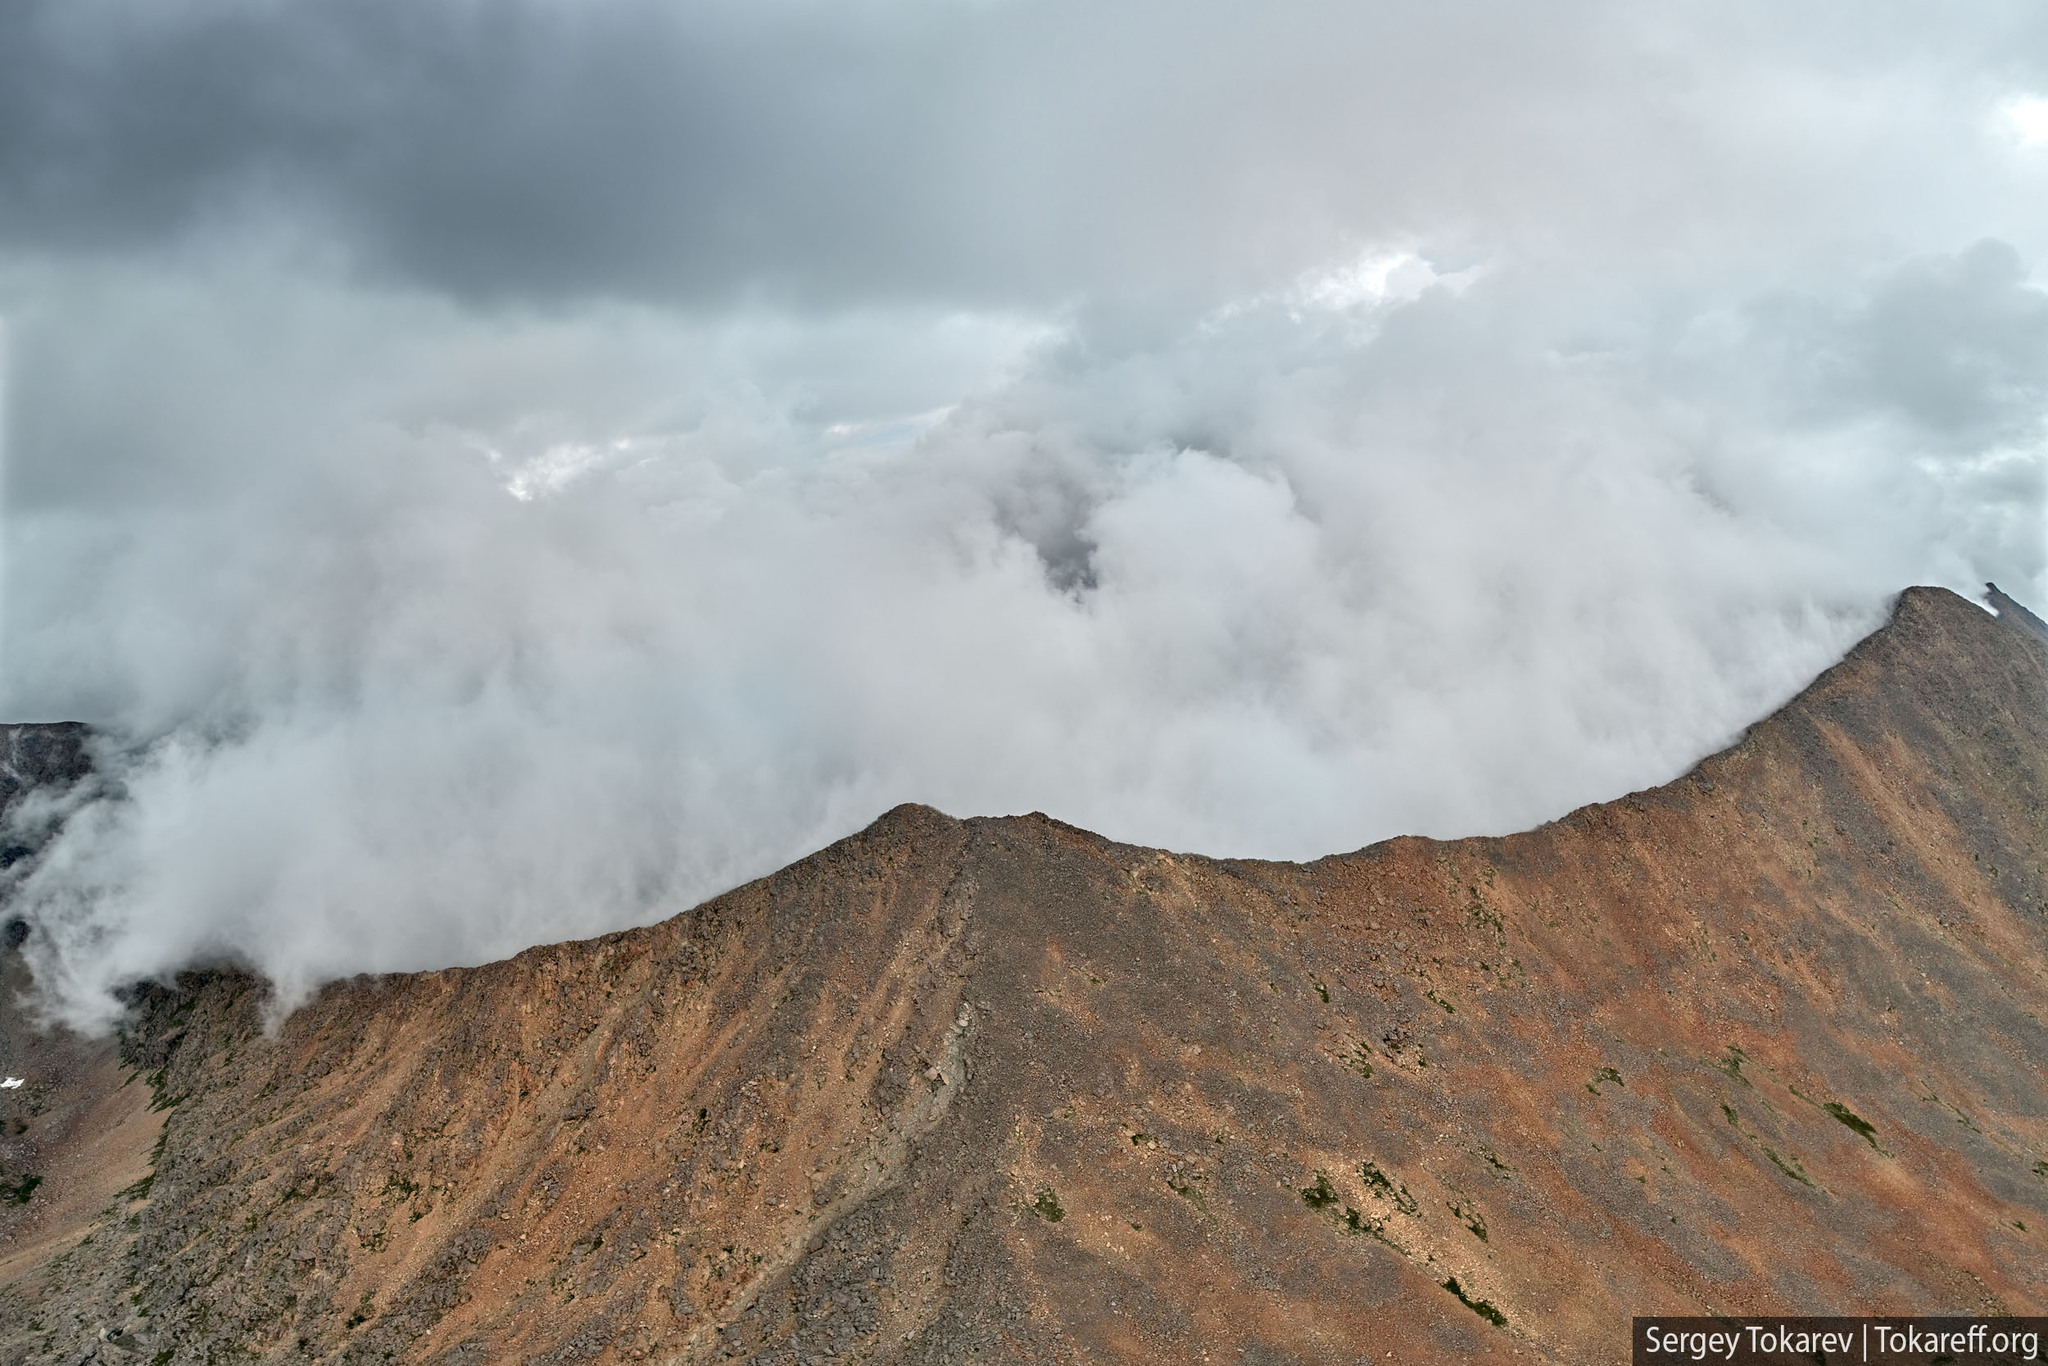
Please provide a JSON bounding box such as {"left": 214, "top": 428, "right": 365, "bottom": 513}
{"left": 0, "top": 583, "right": 2044, "bottom": 1365}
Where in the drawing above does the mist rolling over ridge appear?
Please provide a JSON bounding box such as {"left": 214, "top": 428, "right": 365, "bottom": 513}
{"left": 0, "top": 0, "right": 2043, "bottom": 1024}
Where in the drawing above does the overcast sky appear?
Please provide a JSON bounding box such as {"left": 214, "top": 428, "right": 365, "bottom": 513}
{"left": 2, "top": 0, "right": 2044, "bottom": 1023}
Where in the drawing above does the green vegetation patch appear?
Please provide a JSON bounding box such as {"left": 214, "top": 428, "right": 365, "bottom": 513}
{"left": 1299, "top": 1173, "right": 1340, "bottom": 1211}
{"left": 1028, "top": 1188, "right": 1065, "bottom": 1222}
{"left": 1587, "top": 1066, "right": 1624, "bottom": 1096}
{"left": 1761, "top": 1145, "right": 1815, "bottom": 1188}
{"left": 1298, "top": 1172, "right": 1374, "bottom": 1239}
{"left": 1464, "top": 888, "right": 1505, "bottom": 936}
{"left": 1441, "top": 1275, "right": 1508, "bottom": 1327}
{"left": 1450, "top": 1199, "right": 1488, "bottom": 1242}
{"left": 1721, "top": 1103, "right": 1816, "bottom": 1188}
{"left": 144, "top": 1068, "right": 185, "bottom": 1113}
{"left": 0, "top": 1172, "right": 42, "bottom": 1204}
{"left": 1823, "top": 1102, "right": 1880, "bottom": 1150}
{"left": 1359, "top": 1161, "right": 1418, "bottom": 1216}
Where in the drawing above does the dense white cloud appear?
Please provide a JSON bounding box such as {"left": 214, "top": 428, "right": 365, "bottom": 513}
{"left": 0, "top": 1, "right": 2042, "bottom": 1025}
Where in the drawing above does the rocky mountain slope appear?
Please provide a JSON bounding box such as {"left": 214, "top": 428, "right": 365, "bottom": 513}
{"left": 1, "top": 585, "right": 2044, "bottom": 1365}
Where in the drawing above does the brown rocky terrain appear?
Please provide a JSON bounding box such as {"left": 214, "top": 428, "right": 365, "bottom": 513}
{"left": 0, "top": 584, "right": 2044, "bottom": 1365}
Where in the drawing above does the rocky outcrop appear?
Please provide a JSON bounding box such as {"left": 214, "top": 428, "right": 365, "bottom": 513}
{"left": 1988, "top": 580, "right": 2048, "bottom": 644}
{"left": 0, "top": 586, "right": 2044, "bottom": 1364}
{"left": 0, "top": 724, "right": 90, "bottom": 814}
{"left": 0, "top": 723, "right": 159, "bottom": 1361}
{"left": 0, "top": 723, "right": 90, "bottom": 875}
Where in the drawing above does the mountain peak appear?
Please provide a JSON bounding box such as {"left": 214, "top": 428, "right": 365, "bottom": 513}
{"left": 2, "top": 585, "right": 2044, "bottom": 1362}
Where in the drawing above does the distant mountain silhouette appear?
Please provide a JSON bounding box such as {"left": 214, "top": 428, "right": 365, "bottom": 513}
{"left": 2, "top": 585, "right": 2044, "bottom": 1364}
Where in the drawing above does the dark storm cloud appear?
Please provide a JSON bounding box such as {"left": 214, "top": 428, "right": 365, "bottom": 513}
{"left": 0, "top": 0, "right": 964, "bottom": 301}
{"left": 3, "top": 0, "right": 2043, "bottom": 306}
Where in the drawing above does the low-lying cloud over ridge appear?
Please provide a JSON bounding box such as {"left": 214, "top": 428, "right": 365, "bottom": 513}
{"left": 0, "top": 0, "right": 2043, "bottom": 1024}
